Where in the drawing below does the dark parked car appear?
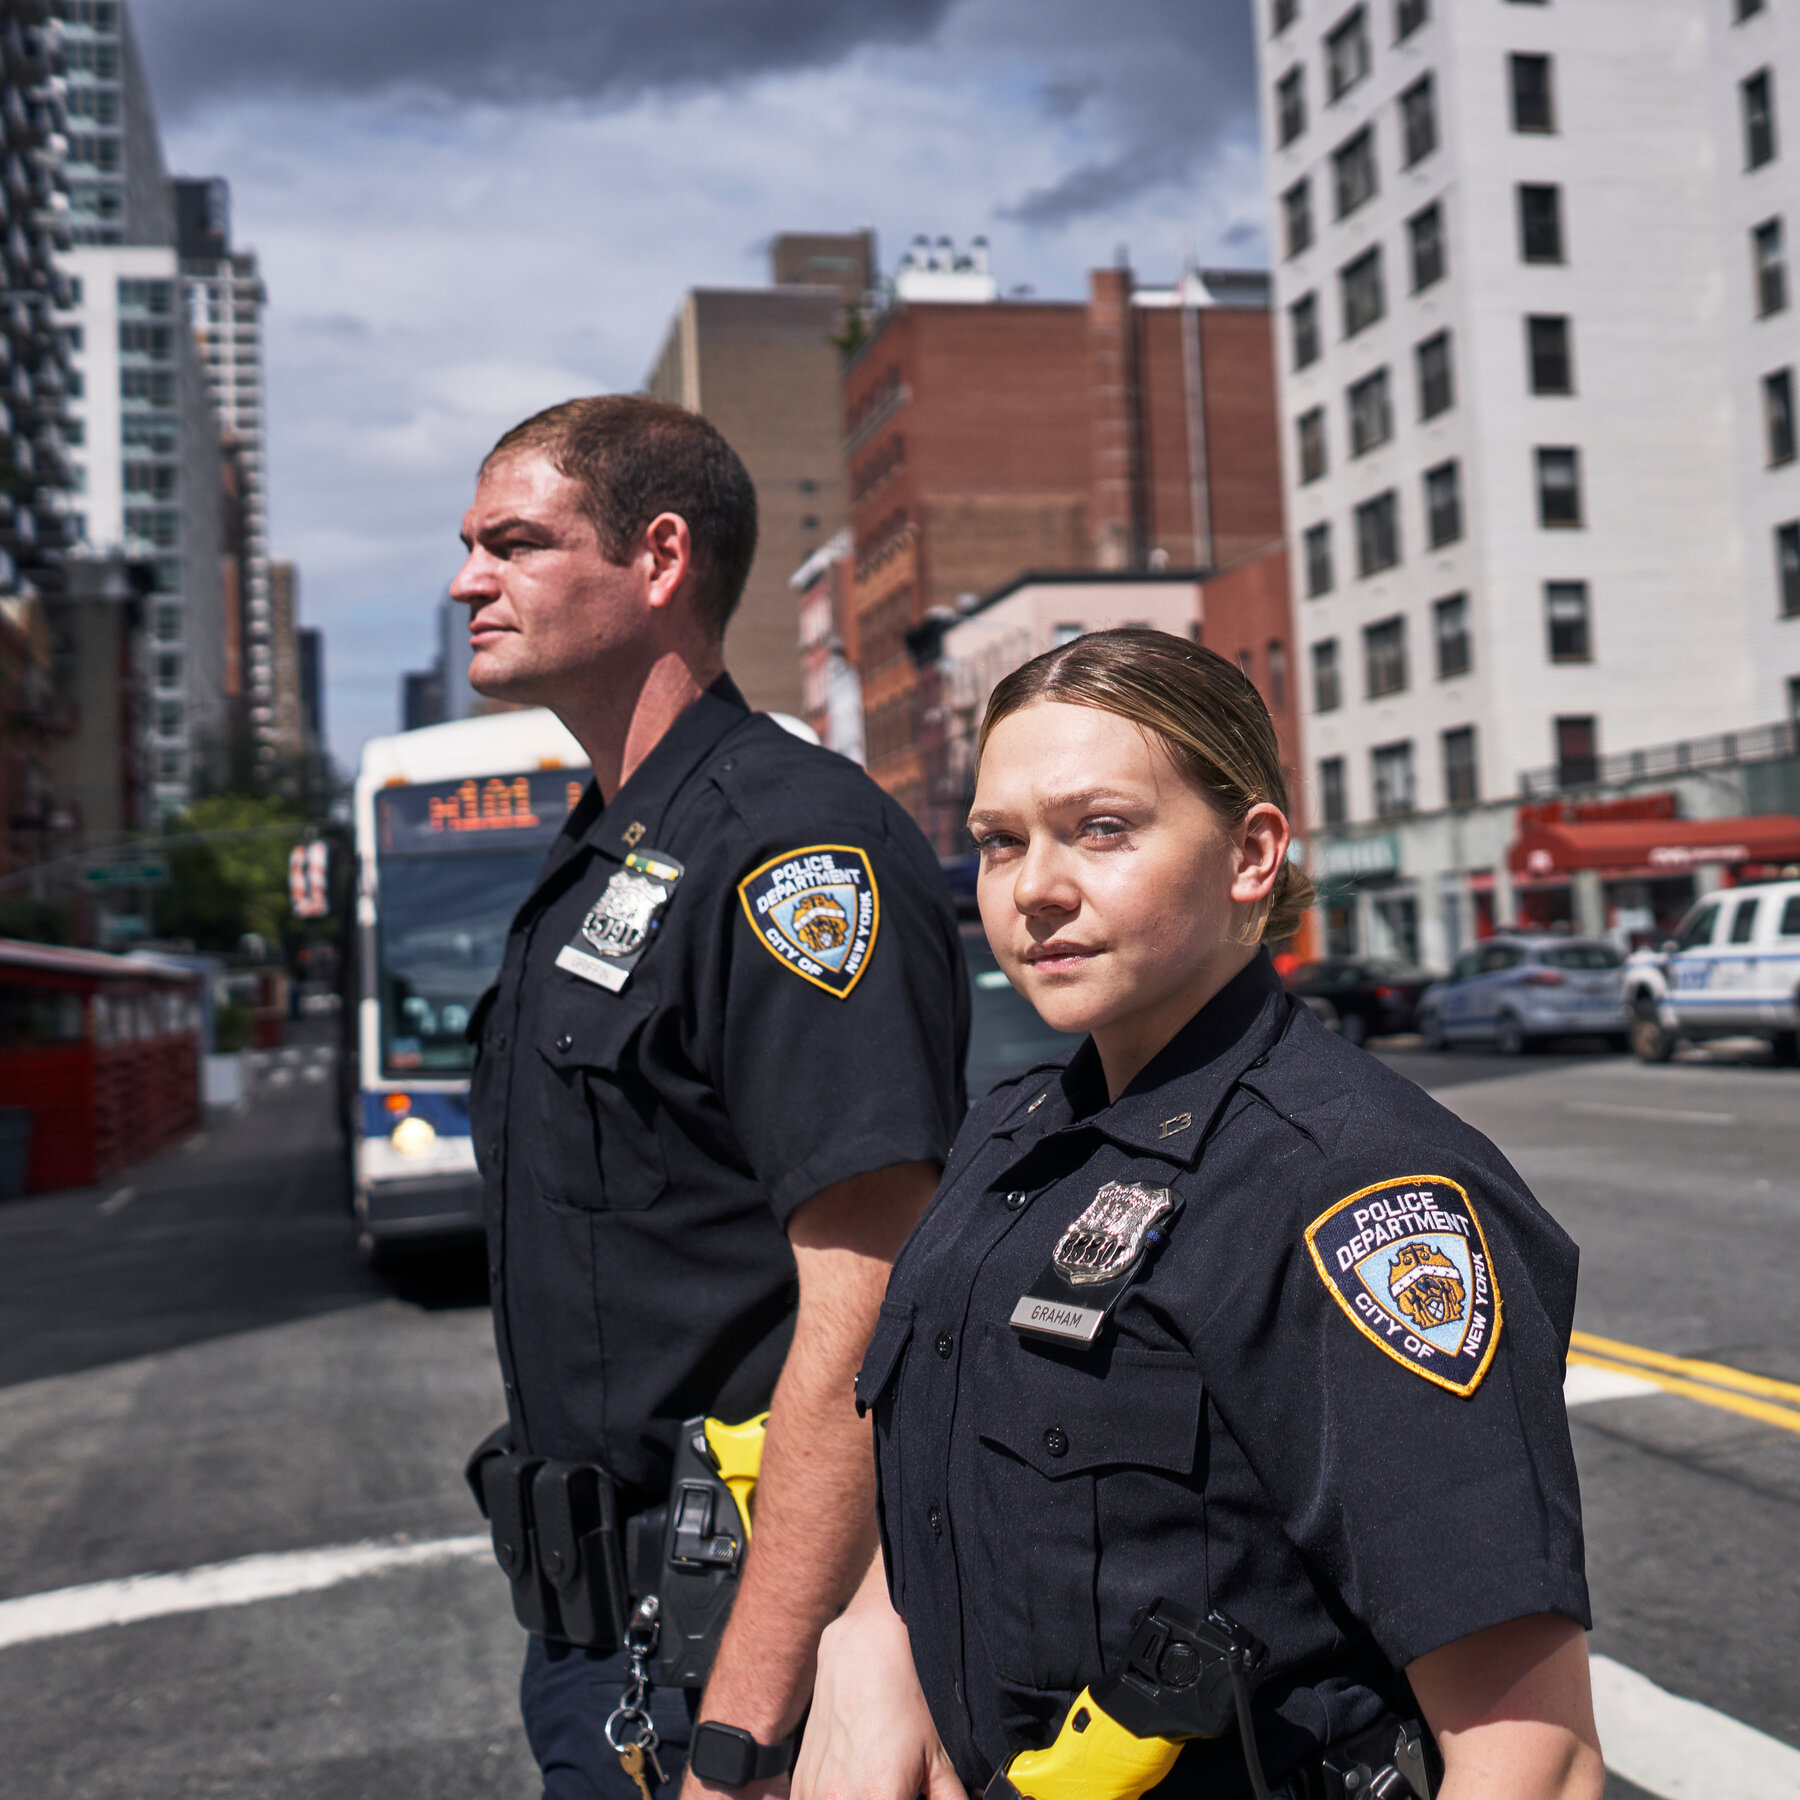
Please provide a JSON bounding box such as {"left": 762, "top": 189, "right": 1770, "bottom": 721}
{"left": 1284, "top": 958, "right": 1439, "bottom": 1046}
{"left": 962, "top": 926, "right": 1083, "bottom": 1098}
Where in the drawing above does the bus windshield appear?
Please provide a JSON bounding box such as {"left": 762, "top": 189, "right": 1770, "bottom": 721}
{"left": 377, "top": 849, "right": 544, "bottom": 1074}
{"left": 372, "top": 768, "right": 584, "bottom": 1076}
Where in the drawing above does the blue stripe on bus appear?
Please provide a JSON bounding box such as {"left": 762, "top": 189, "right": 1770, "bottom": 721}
{"left": 360, "top": 1090, "right": 472, "bottom": 1139}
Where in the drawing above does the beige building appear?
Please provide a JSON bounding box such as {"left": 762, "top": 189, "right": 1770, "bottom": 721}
{"left": 645, "top": 231, "right": 873, "bottom": 714}
{"left": 267, "top": 561, "right": 304, "bottom": 756}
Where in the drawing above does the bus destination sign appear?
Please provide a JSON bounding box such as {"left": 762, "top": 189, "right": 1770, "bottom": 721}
{"left": 378, "top": 770, "right": 586, "bottom": 854}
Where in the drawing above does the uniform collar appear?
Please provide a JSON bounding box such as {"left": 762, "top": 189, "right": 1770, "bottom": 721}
{"left": 994, "top": 951, "right": 1291, "bottom": 1167}
{"left": 541, "top": 674, "right": 750, "bottom": 881}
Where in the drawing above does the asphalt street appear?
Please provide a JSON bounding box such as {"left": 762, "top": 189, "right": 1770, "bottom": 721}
{"left": 0, "top": 1032, "right": 1794, "bottom": 1798}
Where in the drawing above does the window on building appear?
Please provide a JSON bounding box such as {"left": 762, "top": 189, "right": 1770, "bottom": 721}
{"left": 1754, "top": 218, "right": 1787, "bottom": 316}
{"left": 1744, "top": 69, "right": 1777, "bottom": 168}
{"left": 155, "top": 651, "right": 181, "bottom": 689}
{"left": 1536, "top": 447, "right": 1582, "bottom": 526}
{"left": 1291, "top": 291, "right": 1322, "bottom": 368}
{"left": 1400, "top": 74, "right": 1438, "bottom": 166}
{"left": 1356, "top": 491, "right": 1401, "bottom": 574}
{"left": 1738, "top": 0, "right": 1765, "bottom": 18}
{"left": 1347, "top": 367, "right": 1393, "bottom": 455}
{"left": 1277, "top": 66, "right": 1307, "bottom": 145}
{"left": 1395, "top": 0, "right": 1427, "bottom": 41}
{"left": 1268, "top": 640, "right": 1289, "bottom": 706}
{"left": 1273, "top": 0, "right": 1299, "bottom": 32}
{"left": 1326, "top": 6, "right": 1371, "bottom": 99}
{"left": 60, "top": 418, "right": 84, "bottom": 448}
{"left": 1319, "top": 756, "right": 1348, "bottom": 826}
{"left": 1790, "top": 674, "right": 1800, "bottom": 727}
{"left": 1765, "top": 367, "right": 1797, "bottom": 463}
{"left": 1776, "top": 521, "right": 1800, "bottom": 615}
{"left": 1518, "top": 184, "right": 1565, "bottom": 262}
{"left": 1333, "top": 126, "right": 1378, "bottom": 217}
{"left": 1283, "top": 178, "right": 1315, "bottom": 258}
{"left": 1297, "top": 406, "right": 1329, "bottom": 482}
{"left": 1408, "top": 201, "right": 1446, "bottom": 291}
{"left": 153, "top": 603, "right": 181, "bottom": 643}
{"left": 1433, "top": 593, "right": 1471, "bottom": 677}
{"left": 1555, "top": 715, "right": 1598, "bottom": 787}
{"left": 1545, "top": 581, "right": 1592, "bottom": 660}
{"left": 1528, "top": 314, "right": 1573, "bottom": 393}
{"left": 116, "top": 277, "right": 172, "bottom": 315}
{"left": 156, "top": 700, "right": 182, "bottom": 738}
{"left": 1510, "top": 53, "right": 1555, "bottom": 132}
{"left": 1416, "top": 330, "right": 1453, "bottom": 419}
{"left": 1442, "top": 726, "right": 1479, "bottom": 805}
{"left": 1053, "top": 623, "right": 1084, "bottom": 646}
{"left": 1364, "top": 616, "right": 1409, "bottom": 697}
{"left": 1371, "top": 741, "right": 1416, "bottom": 817}
{"left": 1424, "top": 460, "right": 1462, "bottom": 546}
{"left": 1313, "top": 638, "right": 1342, "bottom": 711}
{"left": 1305, "top": 521, "right": 1335, "bottom": 596}
{"left": 1341, "top": 246, "right": 1386, "bottom": 336}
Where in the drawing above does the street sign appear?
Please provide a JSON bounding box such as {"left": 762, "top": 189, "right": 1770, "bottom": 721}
{"left": 81, "top": 861, "right": 170, "bottom": 888}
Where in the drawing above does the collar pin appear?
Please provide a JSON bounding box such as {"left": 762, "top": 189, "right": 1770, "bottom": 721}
{"left": 1158, "top": 1111, "right": 1193, "bottom": 1139}
{"left": 1026, "top": 1092, "right": 1047, "bottom": 1114}
{"left": 622, "top": 821, "right": 646, "bottom": 848}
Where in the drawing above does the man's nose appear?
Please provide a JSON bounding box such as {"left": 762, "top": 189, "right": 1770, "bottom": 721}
{"left": 449, "top": 548, "right": 494, "bottom": 605}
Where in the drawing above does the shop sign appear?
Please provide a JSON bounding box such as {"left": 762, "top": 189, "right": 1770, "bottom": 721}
{"left": 1314, "top": 834, "right": 1400, "bottom": 881}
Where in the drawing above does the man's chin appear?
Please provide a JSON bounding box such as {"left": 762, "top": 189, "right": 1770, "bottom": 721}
{"left": 468, "top": 652, "right": 541, "bottom": 705}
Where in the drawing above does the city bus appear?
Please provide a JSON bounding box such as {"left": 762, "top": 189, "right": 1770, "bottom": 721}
{"left": 349, "top": 708, "right": 588, "bottom": 1255}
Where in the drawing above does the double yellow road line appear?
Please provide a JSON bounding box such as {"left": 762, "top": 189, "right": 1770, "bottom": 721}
{"left": 1569, "top": 1330, "right": 1800, "bottom": 1436}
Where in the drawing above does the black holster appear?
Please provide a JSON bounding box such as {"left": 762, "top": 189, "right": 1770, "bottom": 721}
{"left": 1283, "top": 1713, "right": 1436, "bottom": 1800}
{"left": 464, "top": 1423, "right": 631, "bottom": 1652}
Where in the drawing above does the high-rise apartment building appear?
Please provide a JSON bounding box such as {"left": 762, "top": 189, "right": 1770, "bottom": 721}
{"left": 1253, "top": 0, "right": 1798, "bottom": 962}
{"left": 55, "top": 0, "right": 226, "bottom": 816}
{"left": 646, "top": 230, "right": 874, "bottom": 713}
{"left": 175, "top": 177, "right": 273, "bottom": 765}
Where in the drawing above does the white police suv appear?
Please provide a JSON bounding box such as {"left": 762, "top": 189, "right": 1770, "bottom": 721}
{"left": 1623, "top": 877, "right": 1800, "bottom": 1063}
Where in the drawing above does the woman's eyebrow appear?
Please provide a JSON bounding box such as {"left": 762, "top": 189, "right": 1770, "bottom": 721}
{"left": 968, "top": 790, "right": 1137, "bottom": 829}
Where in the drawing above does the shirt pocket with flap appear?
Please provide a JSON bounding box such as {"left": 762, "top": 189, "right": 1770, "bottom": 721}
{"left": 527, "top": 986, "right": 668, "bottom": 1211}
{"left": 964, "top": 1321, "right": 1203, "bottom": 1694}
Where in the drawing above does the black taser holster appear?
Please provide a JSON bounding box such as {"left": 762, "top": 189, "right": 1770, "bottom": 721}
{"left": 464, "top": 1424, "right": 632, "bottom": 1653}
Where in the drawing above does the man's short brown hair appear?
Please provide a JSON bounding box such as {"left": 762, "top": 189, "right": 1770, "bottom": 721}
{"left": 485, "top": 396, "right": 758, "bottom": 638}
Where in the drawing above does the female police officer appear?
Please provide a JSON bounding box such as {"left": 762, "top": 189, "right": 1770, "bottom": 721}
{"left": 796, "top": 631, "right": 1604, "bottom": 1800}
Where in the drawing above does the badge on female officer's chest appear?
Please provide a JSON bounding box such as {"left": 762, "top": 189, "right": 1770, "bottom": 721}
{"left": 1010, "top": 1181, "right": 1180, "bottom": 1347}
{"left": 555, "top": 849, "right": 685, "bottom": 992}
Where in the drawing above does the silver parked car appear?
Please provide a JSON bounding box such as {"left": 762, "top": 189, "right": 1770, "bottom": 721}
{"left": 1416, "top": 936, "right": 1630, "bottom": 1054}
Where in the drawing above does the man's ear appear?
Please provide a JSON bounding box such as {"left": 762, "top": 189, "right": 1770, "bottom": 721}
{"left": 641, "top": 512, "right": 694, "bottom": 613}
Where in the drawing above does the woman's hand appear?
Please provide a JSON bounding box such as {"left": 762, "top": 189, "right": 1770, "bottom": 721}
{"left": 792, "top": 1561, "right": 967, "bottom": 1800}
{"left": 1408, "top": 1613, "right": 1605, "bottom": 1800}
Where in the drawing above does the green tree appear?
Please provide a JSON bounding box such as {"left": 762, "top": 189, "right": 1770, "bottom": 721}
{"left": 158, "top": 795, "right": 306, "bottom": 952}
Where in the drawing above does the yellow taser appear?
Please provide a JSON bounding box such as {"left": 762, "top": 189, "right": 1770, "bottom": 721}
{"left": 703, "top": 1412, "right": 768, "bottom": 1540}
{"left": 990, "top": 1688, "right": 1183, "bottom": 1800}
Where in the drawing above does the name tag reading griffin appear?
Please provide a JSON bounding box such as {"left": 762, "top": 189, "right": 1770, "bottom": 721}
{"left": 1010, "top": 1180, "right": 1179, "bottom": 1346}
{"left": 555, "top": 850, "right": 685, "bottom": 992}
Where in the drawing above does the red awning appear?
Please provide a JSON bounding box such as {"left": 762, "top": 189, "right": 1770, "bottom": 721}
{"left": 1510, "top": 813, "right": 1800, "bottom": 879}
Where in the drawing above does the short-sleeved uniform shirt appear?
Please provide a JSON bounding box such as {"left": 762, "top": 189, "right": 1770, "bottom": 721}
{"left": 856, "top": 952, "right": 1588, "bottom": 1795}
{"left": 470, "top": 676, "right": 968, "bottom": 1505}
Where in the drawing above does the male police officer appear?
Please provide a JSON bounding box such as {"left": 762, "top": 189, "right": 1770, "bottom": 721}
{"left": 452, "top": 397, "right": 967, "bottom": 1799}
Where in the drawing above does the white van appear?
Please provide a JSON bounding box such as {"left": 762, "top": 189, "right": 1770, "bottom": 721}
{"left": 1623, "top": 877, "right": 1800, "bottom": 1063}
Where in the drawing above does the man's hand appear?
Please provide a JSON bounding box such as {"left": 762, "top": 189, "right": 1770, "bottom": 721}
{"left": 677, "top": 1161, "right": 940, "bottom": 1800}
{"left": 1409, "top": 1612, "right": 1605, "bottom": 1800}
{"left": 792, "top": 1554, "right": 967, "bottom": 1800}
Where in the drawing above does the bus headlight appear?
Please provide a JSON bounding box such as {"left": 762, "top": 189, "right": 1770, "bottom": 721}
{"left": 391, "top": 1115, "right": 438, "bottom": 1157}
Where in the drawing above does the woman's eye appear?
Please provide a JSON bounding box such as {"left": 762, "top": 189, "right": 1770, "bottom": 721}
{"left": 974, "top": 833, "right": 1021, "bottom": 854}
{"left": 1080, "top": 817, "right": 1130, "bottom": 840}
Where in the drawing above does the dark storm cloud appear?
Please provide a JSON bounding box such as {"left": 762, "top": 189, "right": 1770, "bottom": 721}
{"left": 980, "top": 0, "right": 1257, "bottom": 226}
{"left": 133, "top": 0, "right": 962, "bottom": 116}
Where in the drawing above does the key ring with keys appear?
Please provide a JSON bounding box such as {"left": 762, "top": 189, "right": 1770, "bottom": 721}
{"left": 605, "top": 1595, "right": 669, "bottom": 1793}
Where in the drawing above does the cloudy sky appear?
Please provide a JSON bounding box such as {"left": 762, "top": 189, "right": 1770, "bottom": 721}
{"left": 131, "top": 0, "right": 1265, "bottom": 763}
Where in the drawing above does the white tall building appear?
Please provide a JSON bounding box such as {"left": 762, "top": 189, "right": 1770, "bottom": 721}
{"left": 1254, "top": 0, "right": 1798, "bottom": 964}
{"left": 56, "top": 0, "right": 226, "bottom": 816}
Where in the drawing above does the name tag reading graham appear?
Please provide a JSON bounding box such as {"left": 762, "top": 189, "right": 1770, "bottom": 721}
{"left": 1009, "top": 1295, "right": 1108, "bottom": 1344}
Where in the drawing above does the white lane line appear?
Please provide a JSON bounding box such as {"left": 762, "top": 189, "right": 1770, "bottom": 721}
{"left": 1565, "top": 1363, "right": 1662, "bottom": 1407}
{"left": 0, "top": 1534, "right": 490, "bottom": 1652}
{"left": 1565, "top": 1102, "right": 1738, "bottom": 1127}
{"left": 97, "top": 1186, "right": 136, "bottom": 1216}
{"left": 1592, "top": 1653, "right": 1800, "bottom": 1799}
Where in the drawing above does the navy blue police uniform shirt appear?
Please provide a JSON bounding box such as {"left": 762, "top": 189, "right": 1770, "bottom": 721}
{"left": 469, "top": 675, "right": 968, "bottom": 1506}
{"left": 855, "top": 950, "right": 1588, "bottom": 1796}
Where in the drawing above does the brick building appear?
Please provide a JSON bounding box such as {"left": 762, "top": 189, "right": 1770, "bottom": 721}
{"left": 842, "top": 262, "right": 1284, "bottom": 826}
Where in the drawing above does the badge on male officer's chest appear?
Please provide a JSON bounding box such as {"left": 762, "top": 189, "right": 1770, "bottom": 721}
{"left": 554, "top": 849, "right": 685, "bottom": 992}
{"left": 1009, "top": 1181, "right": 1181, "bottom": 1347}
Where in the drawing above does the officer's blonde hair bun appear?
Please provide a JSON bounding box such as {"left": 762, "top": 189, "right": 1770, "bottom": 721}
{"left": 976, "top": 628, "right": 1314, "bottom": 946}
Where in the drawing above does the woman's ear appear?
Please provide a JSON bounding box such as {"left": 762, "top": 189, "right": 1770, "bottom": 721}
{"left": 1231, "top": 803, "right": 1290, "bottom": 906}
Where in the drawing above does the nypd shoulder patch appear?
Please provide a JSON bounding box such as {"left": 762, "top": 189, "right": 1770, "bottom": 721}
{"left": 736, "top": 844, "right": 879, "bottom": 999}
{"left": 1304, "top": 1174, "right": 1501, "bottom": 1397}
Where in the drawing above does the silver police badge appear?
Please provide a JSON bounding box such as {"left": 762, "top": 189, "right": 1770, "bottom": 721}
{"left": 555, "top": 849, "right": 685, "bottom": 992}
{"left": 1052, "top": 1181, "right": 1175, "bottom": 1286}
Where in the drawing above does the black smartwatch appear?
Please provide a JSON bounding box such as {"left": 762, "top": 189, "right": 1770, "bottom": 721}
{"left": 688, "top": 1722, "right": 797, "bottom": 1789}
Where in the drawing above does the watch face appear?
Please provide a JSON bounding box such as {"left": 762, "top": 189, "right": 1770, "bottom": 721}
{"left": 691, "top": 1724, "right": 755, "bottom": 1789}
